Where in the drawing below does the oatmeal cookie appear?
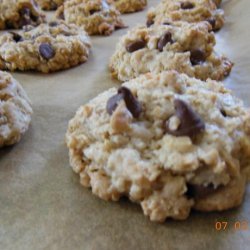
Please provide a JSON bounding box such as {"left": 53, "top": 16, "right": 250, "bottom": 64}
{"left": 55, "top": 0, "right": 125, "bottom": 36}
{"left": 0, "top": 71, "right": 32, "bottom": 147}
{"left": 109, "top": 0, "right": 147, "bottom": 14}
{"left": 37, "top": 0, "right": 64, "bottom": 10}
{"left": 0, "top": 21, "right": 91, "bottom": 73}
{"left": 0, "top": 0, "right": 45, "bottom": 30}
{"left": 66, "top": 70, "right": 250, "bottom": 222}
{"left": 147, "top": 0, "right": 224, "bottom": 31}
{"left": 110, "top": 22, "right": 232, "bottom": 82}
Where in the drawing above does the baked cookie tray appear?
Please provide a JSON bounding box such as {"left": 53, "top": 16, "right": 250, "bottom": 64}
{"left": 0, "top": 0, "right": 249, "bottom": 249}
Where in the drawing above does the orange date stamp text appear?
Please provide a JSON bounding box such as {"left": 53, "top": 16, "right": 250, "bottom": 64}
{"left": 215, "top": 221, "right": 249, "bottom": 231}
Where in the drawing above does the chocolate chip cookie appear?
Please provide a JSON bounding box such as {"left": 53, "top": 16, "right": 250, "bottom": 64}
{"left": 147, "top": 0, "right": 224, "bottom": 31}
{"left": 55, "top": 0, "right": 125, "bottom": 36}
{"left": 110, "top": 22, "right": 233, "bottom": 82}
{"left": 109, "top": 0, "right": 147, "bottom": 14}
{"left": 66, "top": 70, "right": 250, "bottom": 222}
{"left": 0, "top": 21, "right": 91, "bottom": 73}
{"left": 37, "top": 0, "right": 64, "bottom": 10}
{"left": 0, "top": 71, "right": 32, "bottom": 147}
{"left": 0, "top": 0, "right": 45, "bottom": 30}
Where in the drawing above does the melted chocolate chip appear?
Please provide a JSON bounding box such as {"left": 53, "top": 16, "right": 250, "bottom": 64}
{"left": 49, "top": 21, "right": 58, "bottom": 27}
{"left": 106, "top": 93, "right": 124, "bottom": 115}
{"left": 180, "top": 1, "right": 195, "bottom": 9}
{"left": 220, "top": 109, "right": 227, "bottom": 117}
{"left": 118, "top": 87, "right": 142, "bottom": 118}
{"left": 89, "top": 9, "right": 99, "bottom": 15}
{"left": 146, "top": 19, "right": 154, "bottom": 27}
{"left": 39, "top": 43, "right": 55, "bottom": 60}
{"left": 126, "top": 39, "right": 147, "bottom": 53}
{"left": 186, "top": 184, "right": 217, "bottom": 199}
{"left": 106, "top": 87, "right": 142, "bottom": 118}
{"left": 10, "top": 32, "right": 23, "bottom": 42}
{"left": 165, "top": 99, "right": 205, "bottom": 137}
{"left": 157, "top": 32, "right": 173, "bottom": 52}
{"left": 190, "top": 49, "right": 206, "bottom": 65}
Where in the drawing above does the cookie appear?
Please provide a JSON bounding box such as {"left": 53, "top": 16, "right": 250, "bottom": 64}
{"left": 0, "top": 71, "right": 32, "bottom": 147}
{"left": 0, "top": 0, "right": 45, "bottom": 30}
{"left": 66, "top": 70, "right": 250, "bottom": 222}
{"left": 0, "top": 21, "right": 91, "bottom": 73}
{"left": 109, "top": 0, "right": 147, "bottom": 14}
{"left": 110, "top": 22, "right": 233, "bottom": 82}
{"left": 37, "top": 0, "right": 64, "bottom": 10}
{"left": 55, "top": 0, "right": 125, "bottom": 36}
{"left": 147, "top": 0, "right": 224, "bottom": 32}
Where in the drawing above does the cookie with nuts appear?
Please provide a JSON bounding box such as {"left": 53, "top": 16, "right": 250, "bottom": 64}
{"left": 66, "top": 70, "right": 250, "bottom": 222}
{"left": 147, "top": 0, "right": 224, "bottom": 31}
{"left": 0, "top": 71, "right": 32, "bottom": 147}
{"left": 110, "top": 22, "right": 233, "bottom": 82}
{"left": 0, "top": 21, "right": 91, "bottom": 73}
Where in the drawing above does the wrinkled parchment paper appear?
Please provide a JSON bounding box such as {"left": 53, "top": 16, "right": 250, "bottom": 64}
{"left": 0, "top": 0, "right": 249, "bottom": 249}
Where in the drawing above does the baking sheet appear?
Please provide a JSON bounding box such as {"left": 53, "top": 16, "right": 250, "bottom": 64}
{"left": 0, "top": 0, "right": 250, "bottom": 249}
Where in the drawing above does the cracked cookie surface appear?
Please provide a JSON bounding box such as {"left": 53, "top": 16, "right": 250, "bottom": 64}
{"left": 110, "top": 22, "right": 233, "bottom": 82}
{"left": 0, "top": 71, "right": 32, "bottom": 147}
{"left": 0, "top": 21, "right": 91, "bottom": 73}
{"left": 37, "top": 0, "right": 64, "bottom": 10}
{"left": 109, "top": 0, "right": 147, "bottom": 14}
{"left": 55, "top": 0, "right": 125, "bottom": 36}
{"left": 0, "top": 0, "right": 45, "bottom": 30}
{"left": 147, "top": 0, "right": 224, "bottom": 31}
{"left": 66, "top": 70, "right": 250, "bottom": 222}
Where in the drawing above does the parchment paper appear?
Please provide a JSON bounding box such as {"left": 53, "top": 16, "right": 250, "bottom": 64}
{"left": 0, "top": 0, "right": 249, "bottom": 249}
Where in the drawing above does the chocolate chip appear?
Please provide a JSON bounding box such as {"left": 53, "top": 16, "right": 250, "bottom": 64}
{"left": 220, "top": 109, "right": 227, "bottom": 117}
{"left": 10, "top": 32, "right": 23, "bottom": 42}
{"left": 157, "top": 32, "right": 173, "bottom": 52}
{"left": 19, "top": 8, "right": 32, "bottom": 26}
{"left": 50, "top": 3, "right": 58, "bottom": 10}
{"left": 206, "top": 17, "right": 216, "bottom": 30}
{"left": 49, "top": 21, "right": 58, "bottom": 27}
{"left": 126, "top": 39, "right": 147, "bottom": 53}
{"left": 5, "top": 20, "right": 15, "bottom": 29}
{"left": 20, "top": 7, "right": 30, "bottom": 16}
{"left": 106, "top": 93, "right": 124, "bottom": 115}
{"left": 106, "top": 87, "right": 142, "bottom": 118}
{"left": 39, "top": 43, "right": 55, "bottom": 60}
{"left": 186, "top": 184, "right": 217, "bottom": 199}
{"left": 146, "top": 19, "right": 154, "bottom": 27}
{"left": 118, "top": 87, "right": 142, "bottom": 118}
{"left": 89, "top": 9, "right": 99, "bottom": 15}
{"left": 190, "top": 49, "right": 206, "bottom": 65}
{"left": 165, "top": 99, "right": 205, "bottom": 137}
{"left": 180, "top": 1, "right": 195, "bottom": 9}
{"left": 163, "top": 21, "right": 171, "bottom": 25}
